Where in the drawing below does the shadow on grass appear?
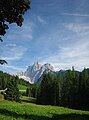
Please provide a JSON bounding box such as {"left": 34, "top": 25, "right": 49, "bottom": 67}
{"left": 21, "top": 98, "right": 36, "bottom": 103}
{"left": 0, "top": 109, "right": 50, "bottom": 120}
{"left": 0, "top": 109, "right": 89, "bottom": 120}
{"left": 52, "top": 113, "right": 89, "bottom": 120}
{"left": 21, "top": 96, "right": 36, "bottom": 103}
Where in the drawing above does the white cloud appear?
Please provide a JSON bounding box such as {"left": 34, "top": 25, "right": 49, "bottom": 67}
{"left": 6, "top": 22, "right": 33, "bottom": 41}
{"left": 0, "top": 65, "right": 26, "bottom": 72}
{"left": 40, "top": 31, "right": 89, "bottom": 71}
{"left": 6, "top": 44, "right": 17, "bottom": 47}
{"left": 47, "top": 2, "right": 56, "bottom": 7}
{"left": 64, "top": 23, "right": 89, "bottom": 37}
{"left": 37, "top": 16, "right": 47, "bottom": 24}
{"left": 41, "top": 53, "right": 89, "bottom": 71}
{"left": 1, "top": 46, "right": 27, "bottom": 61}
{"left": 61, "top": 13, "right": 89, "bottom": 17}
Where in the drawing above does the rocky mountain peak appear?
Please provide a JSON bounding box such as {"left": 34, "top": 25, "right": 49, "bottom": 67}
{"left": 14, "top": 62, "right": 54, "bottom": 83}
{"left": 32, "top": 62, "right": 42, "bottom": 71}
{"left": 43, "top": 63, "right": 54, "bottom": 70}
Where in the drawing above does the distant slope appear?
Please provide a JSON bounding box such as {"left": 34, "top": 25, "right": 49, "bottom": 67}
{"left": 18, "top": 84, "right": 27, "bottom": 91}
{"left": 0, "top": 71, "right": 31, "bottom": 90}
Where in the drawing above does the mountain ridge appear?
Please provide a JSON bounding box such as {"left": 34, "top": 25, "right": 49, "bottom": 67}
{"left": 14, "top": 62, "right": 54, "bottom": 83}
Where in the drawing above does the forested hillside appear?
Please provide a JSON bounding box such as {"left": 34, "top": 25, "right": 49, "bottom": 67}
{"left": 37, "top": 67, "right": 89, "bottom": 110}
{"left": 0, "top": 71, "right": 30, "bottom": 90}
{"left": 0, "top": 67, "right": 89, "bottom": 110}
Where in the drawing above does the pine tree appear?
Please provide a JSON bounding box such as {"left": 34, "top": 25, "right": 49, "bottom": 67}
{"left": 4, "top": 78, "right": 20, "bottom": 102}
{"left": 78, "top": 68, "right": 89, "bottom": 109}
{"left": 61, "top": 68, "right": 79, "bottom": 108}
{"left": 37, "top": 72, "right": 60, "bottom": 105}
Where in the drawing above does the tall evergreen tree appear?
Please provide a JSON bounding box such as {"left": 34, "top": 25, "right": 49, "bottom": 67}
{"left": 4, "top": 78, "right": 20, "bottom": 102}
{"left": 78, "top": 68, "right": 89, "bottom": 109}
{"left": 61, "top": 67, "right": 79, "bottom": 108}
{"left": 37, "top": 72, "right": 60, "bottom": 105}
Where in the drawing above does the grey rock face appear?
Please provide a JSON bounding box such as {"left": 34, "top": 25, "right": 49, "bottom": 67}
{"left": 14, "top": 62, "right": 54, "bottom": 83}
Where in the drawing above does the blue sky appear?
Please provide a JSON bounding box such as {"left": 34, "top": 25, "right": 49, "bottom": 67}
{"left": 0, "top": 0, "right": 89, "bottom": 73}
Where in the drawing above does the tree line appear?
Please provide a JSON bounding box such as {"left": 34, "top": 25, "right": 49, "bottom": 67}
{"left": 0, "top": 67, "right": 89, "bottom": 110}
{"left": 36, "top": 67, "right": 89, "bottom": 110}
{"left": 0, "top": 70, "right": 37, "bottom": 102}
{"left": 0, "top": 71, "right": 30, "bottom": 90}
{"left": 0, "top": 71, "right": 31, "bottom": 102}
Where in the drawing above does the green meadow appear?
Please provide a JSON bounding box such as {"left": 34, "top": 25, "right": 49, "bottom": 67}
{"left": 18, "top": 84, "right": 27, "bottom": 91}
{"left": 0, "top": 100, "right": 89, "bottom": 120}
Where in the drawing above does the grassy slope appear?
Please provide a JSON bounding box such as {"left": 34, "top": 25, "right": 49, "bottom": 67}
{"left": 0, "top": 100, "right": 89, "bottom": 120}
{"left": 21, "top": 96, "right": 36, "bottom": 103}
{"left": 0, "top": 94, "right": 4, "bottom": 100}
{"left": 18, "top": 84, "right": 27, "bottom": 91}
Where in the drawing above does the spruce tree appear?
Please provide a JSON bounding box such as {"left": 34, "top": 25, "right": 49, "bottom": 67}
{"left": 4, "top": 78, "right": 20, "bottom": 102}
{"left": 37, "top": 72, "right": 60, "bottom": 105}
{"left": 61, "top": 68, "right": 79, "bottom": 108}
{"left": 78, "top": 68, "right": 89, "bottom": 109}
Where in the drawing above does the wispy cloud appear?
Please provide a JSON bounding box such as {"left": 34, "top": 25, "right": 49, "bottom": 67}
{"left": 1, "top": 0, "right": 89, "bottom": 73}
{"left": 61, "top": 13, "right": 89, "bottom": 17}
{"left": 6, "top": 44, "right": 17, "bottom": 47}
{"left": 5, "top": 22, "right": 33, "bottom": 41}
{"left": 41, "top": 40, "right": 89, "bottom": 71}
{"left": 64, "top": 23, "right": 89, "bottom": 36}
{"left": 1, "top": 46, "right": 27, "bottom": 61}
{"left": 47, "top": 2, "right": 56, "bottom": 7}
{"left": 39, "top": 22, "right": 89, "bottom": 71}
{"left": 37, "top": 16, "right": 47, "bottom": 24}
{"left": 0, "top": 65, "right": 26, "bottom": 72}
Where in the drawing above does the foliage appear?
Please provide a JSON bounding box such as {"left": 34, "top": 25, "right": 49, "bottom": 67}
{"left": 1, "top": 67, "right": 89, "bottom": 110}
{"left": 37, "top": 73, "right": 60, "bottom": 105}
{"left": 37, "top": 68, "right": 89, "bottom": 110}
{"left": 61, "top": 67, "right": 79, "bottom": 108}
{"left": 26, "top": 84, "right": 38, "bottom": 97}
{"left": 77, "top": 68, "right": 89, "bottom": 109}
{"left": 4, "top": 78, "right": 21, "bottom": 102}
{"left": 0, "top": 71, "right": 10, "bottom": 89}
{"left": 0, "top": 71, "right": 31, "bottom": 90}
{"left": 0, "top": 0, "right": 30, "bottom": 36}
{"left": 0, "top": 60, "right": 7, "bottom": 65}
{"left": 0, "top": 0, "right": 30, "bottom": 64}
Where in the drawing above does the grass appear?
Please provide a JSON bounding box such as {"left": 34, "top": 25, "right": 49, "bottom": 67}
{"left": 18, "top": 84, "right": 27, "bottom": 91}
{"left": 0, "top": 94, "right": 4, "bottom": 101}
{"left": 21, "top": 96, "right": 36, "bottom": 103}
{"left": 0, "top": 100, "right": 89, "bottom": 120}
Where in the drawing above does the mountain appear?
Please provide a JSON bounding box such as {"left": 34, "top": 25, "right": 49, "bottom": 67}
{"left": 12, "top": 71, "right": 32, "bottom": 83}
{"left": 14, "top": 62, "right": 54, "bottom": 83}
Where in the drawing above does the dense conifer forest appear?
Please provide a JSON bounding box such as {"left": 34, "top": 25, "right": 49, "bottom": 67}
{"left": 0, "top": 68, "right": 89, "bottom": 110}
{"left": 37, "top": 68, "right": 89, "bottom": 110}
